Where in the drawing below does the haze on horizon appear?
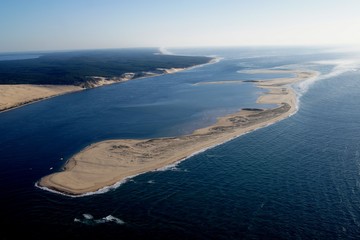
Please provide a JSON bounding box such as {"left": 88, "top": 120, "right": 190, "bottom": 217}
{"left": 1, "top": 0, "right": 360, "bottom": 53}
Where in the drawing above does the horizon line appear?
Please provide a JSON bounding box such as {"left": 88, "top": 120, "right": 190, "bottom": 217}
{"left": 0, "top": 44, "right": 359, "bottom": 54}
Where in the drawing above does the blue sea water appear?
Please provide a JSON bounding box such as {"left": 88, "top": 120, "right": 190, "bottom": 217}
{"left": 0, "top": 53, "right": 41, "bottom": 61}
{"left": 1, "top": 47, "right": 360, "bottom": 239}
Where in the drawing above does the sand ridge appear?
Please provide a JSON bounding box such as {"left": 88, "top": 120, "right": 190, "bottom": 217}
{"left": 38, "top": 69, "right": 319, "bottom": 196}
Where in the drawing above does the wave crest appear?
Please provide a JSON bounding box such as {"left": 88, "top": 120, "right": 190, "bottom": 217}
{"left": 295, "top": 59, "right": 360, "bottom": 95}
{"left": 74, "top": 213, "right": 125, "bottom": 225}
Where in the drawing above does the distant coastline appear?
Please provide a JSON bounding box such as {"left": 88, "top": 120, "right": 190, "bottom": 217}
{"left": 37, "top": 69, "right": 319, "bottom": 196}
{"left": 0, "top": 50, "right": 216, "bottom": 113}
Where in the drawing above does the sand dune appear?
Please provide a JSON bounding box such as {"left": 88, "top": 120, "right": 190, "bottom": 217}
{"left": 0, "top": 84, "right": 83, "bottom": 112}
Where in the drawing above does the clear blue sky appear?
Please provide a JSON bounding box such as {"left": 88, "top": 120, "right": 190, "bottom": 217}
{"left": 1, "top": 0, "right": 360, "bottom": 52}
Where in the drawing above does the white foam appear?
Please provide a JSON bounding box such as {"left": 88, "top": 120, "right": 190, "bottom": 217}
{"left": 35, "top": 182, "right": 76, "bottom": 197}
{"left": 83, "top": 213, "right": 93, "bottom": 220}
{"left": 158, "top": 47, "right": 174, "bottom": 55}
{"left": 156, "top": 48, "right": 223, "bottom": 72}
{"left": 74, "top": 214, "right": 124, "bottom": 225}
{"left": 184, "top": 56, "right": 223, "bottom": 72}
{"left": 155, "top": 163, "right": 181, "bottom": 171}
{"left": 35, "top": 176, "right": 135, "bottom": 198}
{"left": 95, "top": 215, "right": 125, "bottom": 224}
{"left": 104, "top": 215, "right": 125, "bottom": 224}
{"left": 295, "top": 59, "right": 360, "bottom": 95}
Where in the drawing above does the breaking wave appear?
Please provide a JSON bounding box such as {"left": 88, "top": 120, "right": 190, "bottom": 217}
{"left": 294, "top": 59, "right": 360, "bottom": 95}
{"left": 158, "top": 47, "right": 174, "bottom": 55}
{"left": 74, "top": 213, "right": 125, "bottom": 225}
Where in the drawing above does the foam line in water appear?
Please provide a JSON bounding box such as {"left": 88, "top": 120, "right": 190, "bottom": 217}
{"left": 295, "top": 59, "right": 360, "bottom": 95}
{"left": 158, "top": 47, "right": 174, "bottom": 55}
{"left": 74, "top": 214, "right": 125, "bottom": 225}
{"left": 35, "top": 174, "right": 140, "bottom": 198}
{"left": 83, "top": 213, "right": 93, "bottom": 220}
{"left": 186, "top": 56, "right": 223, "bottom": 71}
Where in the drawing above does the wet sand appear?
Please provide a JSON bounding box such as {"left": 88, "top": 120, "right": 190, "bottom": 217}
{"left": 38, "top": 69, "right": 318, "bottom": 196}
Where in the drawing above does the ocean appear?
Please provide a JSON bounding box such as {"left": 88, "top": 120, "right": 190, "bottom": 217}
{"left": 1, "top": 47, "right": 360, "bottom": 239}
{"left": 0, "top": 53, "right": 41, "bottom": 61}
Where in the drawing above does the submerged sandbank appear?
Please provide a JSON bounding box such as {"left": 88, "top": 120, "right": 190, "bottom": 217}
{"left": 38, "top": 69, "right": 318, "bottom": 196}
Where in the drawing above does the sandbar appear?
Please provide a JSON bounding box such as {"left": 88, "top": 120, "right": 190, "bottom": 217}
{"left": 38, "top": 69, "right": 318, "bottom": 196}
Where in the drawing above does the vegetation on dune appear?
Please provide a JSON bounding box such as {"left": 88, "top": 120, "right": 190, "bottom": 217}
{"left": 0, "top": 48, "right": 212, "bottom": 85}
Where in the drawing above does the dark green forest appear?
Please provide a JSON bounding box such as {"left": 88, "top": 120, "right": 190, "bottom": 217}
{"left": 0, "top": 48, "right": 212, "bottom": 85}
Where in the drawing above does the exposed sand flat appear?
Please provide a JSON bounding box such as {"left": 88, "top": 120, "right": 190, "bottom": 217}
{"left": 0, "top": 84, "right": 83, "bottom": 112}
{"left": 38, "top": 69, "right": 319, "bottom": 196}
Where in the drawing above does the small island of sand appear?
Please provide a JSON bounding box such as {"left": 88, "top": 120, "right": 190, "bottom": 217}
{"left": 38, "top": 69, "right": 318, "bottom": 196}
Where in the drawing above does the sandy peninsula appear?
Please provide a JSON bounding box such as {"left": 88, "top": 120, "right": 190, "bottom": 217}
{"left": 38, "top": 69, "right": 318, "bottom": 196}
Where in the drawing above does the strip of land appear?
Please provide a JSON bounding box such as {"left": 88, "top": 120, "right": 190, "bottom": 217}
{"left": 0, "top": 84, "right": 83, "bottom": 112}
{"left": 0, "top": 48, "right": 216, "bottom": 113}
{"left": 38, "top": 69, "right": 318, "bottom": 196}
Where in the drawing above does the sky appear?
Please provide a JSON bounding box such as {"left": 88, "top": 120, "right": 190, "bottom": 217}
{"left": 1, "top": 0, "right": 360, "bottom": 52}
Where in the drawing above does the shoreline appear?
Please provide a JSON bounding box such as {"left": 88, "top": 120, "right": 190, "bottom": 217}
{"left": 0, "top": 58, "right": 217, "bottom": 114}
{"left": 37, "top": 69, "right": 319, "bottom": 196}
{"left": 0, "top": 85, "right": 83, "bottom": 113}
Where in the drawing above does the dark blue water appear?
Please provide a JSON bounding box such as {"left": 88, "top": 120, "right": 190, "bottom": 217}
{"left": 1, "top": 48, "right": 360, "bottom": 239}
{"left": 0, "top": 53, "right": 41, "bottom": 61}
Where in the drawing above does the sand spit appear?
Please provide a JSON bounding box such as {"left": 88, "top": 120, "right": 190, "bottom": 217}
{"left": 38, "top": 69, "right": 318, "bottom": 196}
